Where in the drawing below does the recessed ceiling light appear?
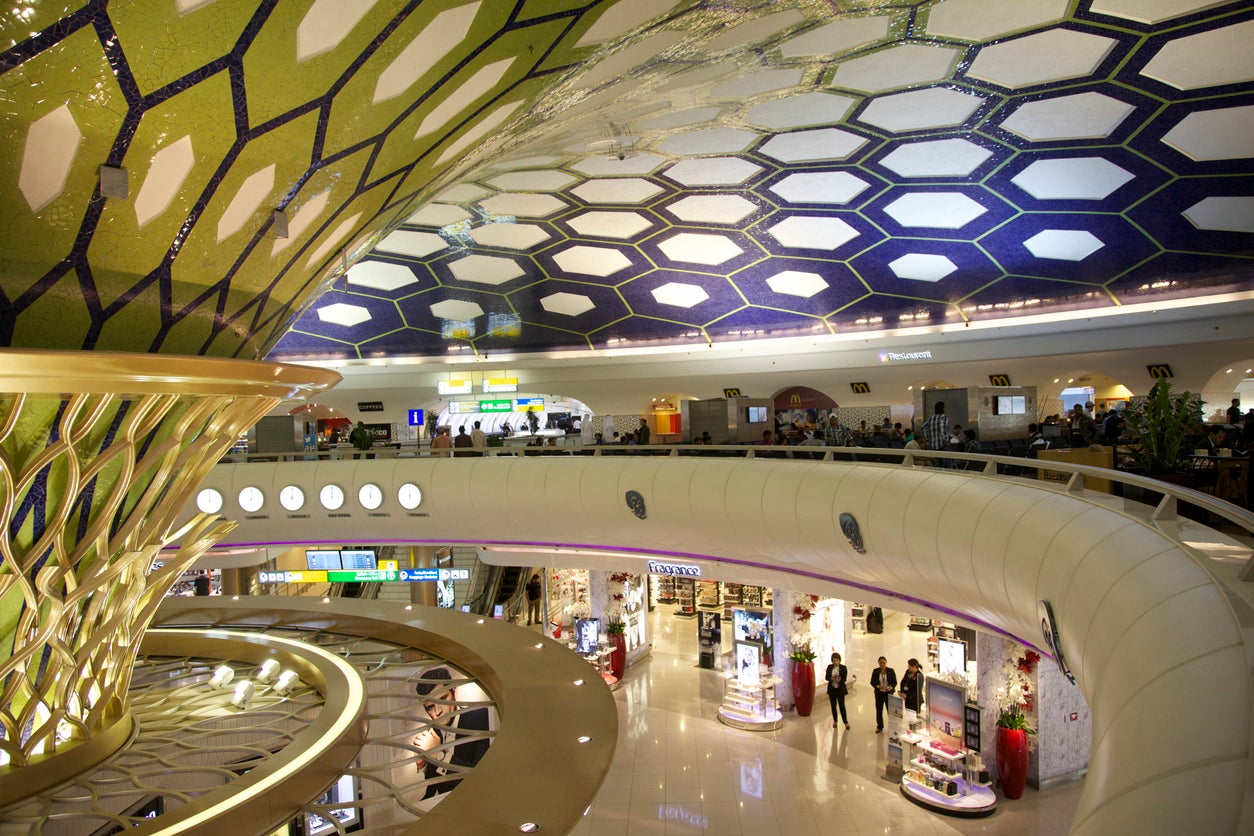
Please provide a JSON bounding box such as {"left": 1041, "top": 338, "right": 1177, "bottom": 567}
{"left": 477, "top": 619, "right": 485, "bottom": 624}
{"left": 577, "top": 736, "right": 591, "bottom": 743}
{"left": 1225, "top": 369, "right": 1233, "bottom": 373}
{"left": 572, "top": 679, "right": 584, "bottom": 686}
{"left": 534, "top": 643, "right": 544, "bottom": 649}
{"left": 519, "top": 824, "right": 540, "bottom": 833}
{"left": 1053, "top": 378, "right": 1060, "bottom": 383}
{"left": 322, "top": 597, "right": 330, "bottom": 603}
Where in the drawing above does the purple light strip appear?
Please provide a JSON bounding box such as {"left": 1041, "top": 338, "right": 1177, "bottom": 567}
{"left": 222, "top": 536, "right": 1043, "bottom": 651}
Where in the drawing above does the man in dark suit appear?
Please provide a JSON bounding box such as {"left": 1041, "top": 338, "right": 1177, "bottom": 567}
{"left": 870, "top": 656, "right": 897, "bottom": 733}
{"left": 414, "top": 667, "right": 493, "bottom": 797}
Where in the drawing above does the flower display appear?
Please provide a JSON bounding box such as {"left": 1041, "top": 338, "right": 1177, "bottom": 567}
{"left": 994, "top": 639, "right": 1038, "bottom": 735}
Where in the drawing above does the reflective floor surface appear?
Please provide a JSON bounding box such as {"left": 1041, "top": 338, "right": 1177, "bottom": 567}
{"left": 561, "top": 608, "right": 1083, "bottom": 835}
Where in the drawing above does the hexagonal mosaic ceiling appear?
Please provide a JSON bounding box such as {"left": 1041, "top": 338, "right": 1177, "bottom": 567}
{"left": 2, "top": 1, "right": 1251, "bottom": 361}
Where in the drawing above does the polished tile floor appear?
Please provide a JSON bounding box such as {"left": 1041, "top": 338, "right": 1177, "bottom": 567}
{"left": 563, "top": 608, "right": 1083, "bottom": 836}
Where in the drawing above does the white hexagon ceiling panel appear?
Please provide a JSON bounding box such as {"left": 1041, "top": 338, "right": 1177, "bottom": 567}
{"left": 0, "top": 1, "right": 1246, "bottom": 364}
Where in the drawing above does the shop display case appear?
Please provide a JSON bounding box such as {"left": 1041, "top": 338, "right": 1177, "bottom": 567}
{"left": 900, "top": 738, "right": 996, "bottom": 817}
{"left": 654, "top": 575, "right": 676, "bottom": 604}
{"left": 697, "top": 580, "right": 721, "bottom": 609}
{"left": 675, "top": 577, "right": 696, "bottom": 617}
{"left": 850, "top": 604, "right": 866, "bottom": 634}
{"left": 717, "top": 672, "right": 783, "bottom": 731}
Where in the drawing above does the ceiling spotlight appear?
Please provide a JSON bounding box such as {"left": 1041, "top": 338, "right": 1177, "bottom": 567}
{"left": 572, "top": 679, "right": 584, "bottom": 686}
{"left": 208, "top": 665, "right": 234, "bottom": 690}
{"left": 257, "top": 659, "right": 280, "bottom": 684}
{"left": 534, "top": 643, "right": 544, "bottom": 649}
{"left": 477, "top": 619, "right": 485, "bottom": 624}
{"left": 519, "top": 824, "right": 541, "bottom": 833}
{"left": 272, "top": 670, "right": 299, "bottom": 696}
{"left": 577, "top": 736, "right": 591, "bottom": 743}
{"left": 231, "top": 680, "right": 256, "bottom": 710}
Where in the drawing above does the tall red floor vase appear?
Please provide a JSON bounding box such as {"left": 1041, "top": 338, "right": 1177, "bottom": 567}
{"left": 996, "top": 727, "right": 1029, "bottom": 799}
{"left": 608, "top": 632, "right": 627, "bottom": 680}
{"left": 791, "top": 661, "right": 815, "bottom": 716}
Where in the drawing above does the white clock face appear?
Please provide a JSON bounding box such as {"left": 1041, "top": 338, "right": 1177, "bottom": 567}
{"left": 320, "top": 484, "right": 345, "bottom": 510}
{"left": 358, "top": 483, "right": 383, "bottom": 510}
{"left": 196, "top": 488, "right": 223, "bottom": 514}
{"left": 279, "top": 485, "right": 305, "bottom": 511}
{"left": 397, "top": 482, "right": 423, "bottom": 510}
{"left": 238, "top": 486, "right": 265, "bottom": 513}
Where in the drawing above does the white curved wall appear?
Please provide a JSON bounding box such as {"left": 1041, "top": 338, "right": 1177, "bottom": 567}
{"left": 190, "top": 457, "right": 1252, "bottom": 834}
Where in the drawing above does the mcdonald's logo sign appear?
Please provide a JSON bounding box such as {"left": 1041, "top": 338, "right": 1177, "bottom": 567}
{"left": 723, "top": 387, "right": 741, "bottom": 398}
{"left": 850, "top": 382, "right": 870, "bottom": 394}
{"left": 790, "top": 393, "right": 802, "bottom": 405}
{"left": 988, "top": 374, "right": 1012, "bottom": 386}
{"left": 1146, "top": 364, "right": 1174, "bottom": 379}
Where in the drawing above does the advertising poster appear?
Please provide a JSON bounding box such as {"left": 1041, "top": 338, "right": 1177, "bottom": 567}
{"left": 926, "top": 678, "right": 965, "bottom": 750}
{"left": 735, "top": 640, "right": 762, "bottom": 689}
{"left": 732, "top": 608, "right": 773, "bottom": 665}
{"left": 887, "top": 734, "right": 903, "bottom": 770}
{"left": 575, "top": 618, "right": 600, "bottom": 656}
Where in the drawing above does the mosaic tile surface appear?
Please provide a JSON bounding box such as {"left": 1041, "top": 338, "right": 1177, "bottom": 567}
{"left": 0, "top": 2, "right": 1250, "bottom": 360}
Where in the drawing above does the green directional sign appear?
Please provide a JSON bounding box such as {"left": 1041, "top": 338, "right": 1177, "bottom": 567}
{"left": 480, "top": 400, "right": 513, "bottom": 412}
{"left": 327, "top": 569, "right": 397, "bottom": 583}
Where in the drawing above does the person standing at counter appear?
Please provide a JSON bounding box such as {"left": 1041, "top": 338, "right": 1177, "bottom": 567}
{"left": 826, "top": 652, "right": 850, "bottom": 730}
{"left": 899, "top": 658, "right": 924, "bottom": 714}
{"left": 870, "top": 656, "right": 897, "bottom": 733}
{"left": 637, "top": 417, "right": 650, "bottom": 445}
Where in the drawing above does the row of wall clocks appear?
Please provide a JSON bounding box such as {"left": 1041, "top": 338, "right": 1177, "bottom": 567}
{"left": 195, "top": 482, "right": 424, "bottom": 514}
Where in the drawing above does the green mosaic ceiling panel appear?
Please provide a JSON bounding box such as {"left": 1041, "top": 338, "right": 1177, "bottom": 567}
{"left": 0, "top": 1, "right": 1251, "bottom": 360}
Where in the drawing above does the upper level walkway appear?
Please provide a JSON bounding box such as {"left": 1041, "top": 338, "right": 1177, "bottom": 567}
{"left": 179, "top": 447, "right": 1254, "bottom": 836}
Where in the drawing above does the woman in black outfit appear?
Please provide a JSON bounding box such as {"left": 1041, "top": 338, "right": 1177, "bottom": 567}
{"left": 825, "top": 652, "right": 850, "bottom": 729}
{"left": 899, "top": 657, "right": 924, "bottom": 714}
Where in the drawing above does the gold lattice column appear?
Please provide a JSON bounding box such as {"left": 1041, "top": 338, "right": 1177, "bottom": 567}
{"left": 0, "top": 350, "right": 338, "bottom": 804}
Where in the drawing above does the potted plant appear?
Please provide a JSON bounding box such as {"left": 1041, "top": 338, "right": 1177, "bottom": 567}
{"left": 1119, "top": 380, "right": 1203, "bottom": 478}
{"left": 349, "top": 421, "right": 374, "bottom": 459}
{"left": 788, "top": 641, "right": 817, "bottom": 717}
{"left": 995, "top": 647, "right": 1039, "bottom": 800}
{"left": 606, "top": 617, "right": 627, "bottom": 680}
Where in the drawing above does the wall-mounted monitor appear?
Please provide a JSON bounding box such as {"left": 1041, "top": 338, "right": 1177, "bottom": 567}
{"left": 339, "top": 549, "right": 376, "bottom": 570}
{"left": 746, "top": 406, "right": 768, "bottom": 423}
{"left": 925, "top": 676, "right": 966, "bottom": 751}
{"left": 994, "top": 395, "right": 1027, "bottom": 415}
{"left": 937, "top": 638, "right": 967, "bottom": 677}
{"left": 731, "top": 608, "right": 772, "bottom": 662}
{"left": 306, "top": 549, "right": 342, "bottom": 571}
{"left": 575, "top": 618, "right": 600, "bottom": 655}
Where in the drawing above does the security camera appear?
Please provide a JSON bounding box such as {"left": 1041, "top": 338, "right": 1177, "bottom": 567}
{"left": 617, "top": 151, "right": 626, "bottom": 161}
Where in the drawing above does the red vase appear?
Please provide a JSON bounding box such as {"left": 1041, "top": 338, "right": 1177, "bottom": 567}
{"left": 791, "top": 661, "right": 815, "bottom": 716}
{"left": 608, "top": 632, "right": 627, "bottom": 680}
{"left": 997, "top": 726, "right": 1029, "bottom": 799}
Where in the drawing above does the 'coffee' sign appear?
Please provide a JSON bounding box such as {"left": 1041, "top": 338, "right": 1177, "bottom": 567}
{"left": 357, "top": 401, "right": 385, "bottom": 412}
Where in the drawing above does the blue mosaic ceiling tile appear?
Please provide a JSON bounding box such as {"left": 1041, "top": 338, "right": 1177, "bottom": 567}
{"left": 1127, "top": 176, "right": 1254, "bottom": 252}
{"left": 990, "top": 146, "right": 1172, "bottom": 212}
{"left": 618, "top": 269, "right": 745, "bottom": 328}
{"left": 705, "top": 307, "right": 831, "bottom": 343}
{"left": 532, "top": 241, "right": 654, "bottom": 288}
{"left": 850, "top": 238, "right": 1005, "bottom": 302}
{"left": 395, "top": 288, "right": 514, "bottom": 333}
{"left": 746, "top": 209, "right": 885, "bottom": 262}
{"left": 860, "top": 184, "right": 1017, "bottom": 242}
{"left": 732, "top": 257, "right": 867, "bottom": 318}
{"left": 508, "top": 279, "right": 630, "bottom": 330}
{"left": 1106, "top": 252, "right": 1254, "bottom": 304}
{"left": 477, "top": 320, "right": 594, "bottom": 354}
{"left": 268, "top": 330, "right": 358, "bottom": 362}
{"left": 588, "top": 317, "right": 713, "bottom": 351}
{"left": 827, "top": 295, "right": 954, "bottom": 333}
{"left": 959, "top": 276, "right": 1111, "bottom": 322}
{"left": 978, "top": 214, "right": 1161, "bottom": 282}
{"left": 1127, "top": 93, "right": 1254, "bottom": 177}
{"left": 636, "top": 228, "right": 765, "bottom": 275}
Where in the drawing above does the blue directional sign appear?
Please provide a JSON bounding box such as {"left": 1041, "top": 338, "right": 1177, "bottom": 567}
{"left": 407, "top": 409, "right": 425, "bottom": 426}
{"left": 399, "top": 568, "right": 440, "bottom": 582}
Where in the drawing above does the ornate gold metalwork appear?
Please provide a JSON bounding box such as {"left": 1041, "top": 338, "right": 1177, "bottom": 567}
{"left": 0, "top": 350, "right": 339, "bottom": 802}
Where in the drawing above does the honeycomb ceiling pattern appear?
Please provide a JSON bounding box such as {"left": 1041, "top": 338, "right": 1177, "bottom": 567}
{"left": 1, "top": 2, "right": 1251, "bottom": 361}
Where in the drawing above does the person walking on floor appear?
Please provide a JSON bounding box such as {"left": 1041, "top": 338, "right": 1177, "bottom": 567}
{"left": 825, "top": 652, "right": 850, "bottom": 729}
{"left": 870, "top": 656, "right": 897, "bottom": 733}
{"left": 525, "top": 573, "right": 542, "bottom": 626}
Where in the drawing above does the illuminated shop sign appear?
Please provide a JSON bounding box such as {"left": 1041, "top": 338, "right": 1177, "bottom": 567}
{"left": 647, "top": 560, "right": 701, "bottom": 577}
{"left": 879, "top": 350, "right": 933, "bottom": 362}
{"left": 437, "top": 379, "right": 473, "bottom": 395}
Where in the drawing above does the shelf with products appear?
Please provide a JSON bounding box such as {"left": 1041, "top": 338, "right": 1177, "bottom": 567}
{"left": 898, "top": 736, "right": 996, "bottom": 817}
{"left": 721, "top": 582, "right": 742, "bottom": 618}
{"left": 908, "top": 616, "right": 933, "bottom": 632}
{"left": 739, "top": 585, "right": 764, "bottom": 608}
{"left": 674, "top": 577, "right": 696, "bottom": 617}
{"left": 696, "top": 579, "right": 721, "bottom": 609}
{"left": 850, "top": 603, "right": 866, "bottom": 634}
{"left": 654, "top": 575, "right": 677, "bottom": 604}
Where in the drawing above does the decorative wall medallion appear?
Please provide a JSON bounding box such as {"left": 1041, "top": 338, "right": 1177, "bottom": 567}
{"left": 625, "top": 490, "right": 646, "bottom": 520}
{"left": 839, "top": 512, "right": 865, "bottom": 554}
{"left": 1037, "top": 600, "right": 1075, "bottom": 684}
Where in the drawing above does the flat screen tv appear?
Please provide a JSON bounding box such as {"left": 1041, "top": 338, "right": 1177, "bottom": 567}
{"left": 995, "top": 395, "right": 1027, "bottom": 415}
{"left": 746, "top": 406, "right": 768, "bottom": 423}
{"left": 339, "top": 549, "right": 376, "bottom": 570}
{"left": 575, "top": 618, "right": 600, "bottom": 655}
{"left": 305, "top": 549, "right": 342, "bottom": 571}
{"left": 925, "top": 676, "right": 966, "bottom": 751}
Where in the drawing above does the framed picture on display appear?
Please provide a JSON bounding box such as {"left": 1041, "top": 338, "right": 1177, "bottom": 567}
{"left": 925, "top": 676, "right": 966, "bottom": 750}
{"left": 734, "top": 640, "right": 762, "bottom": 689}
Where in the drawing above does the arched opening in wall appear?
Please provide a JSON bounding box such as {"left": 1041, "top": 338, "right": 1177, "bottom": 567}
{"left": 429, "top": 394, "right": 593, "bottom": 442}
{"left": 641, "top": 391, "right": 696, "bottom": 443}
{"left": 1038, "top": 371, "right": 1132, "bottom": 424}
{"left": 771, "top": 385, "right": 839, "bottom": 441}
{"left": 1199, "top": 359, "right": 1254, "bottom": 423}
